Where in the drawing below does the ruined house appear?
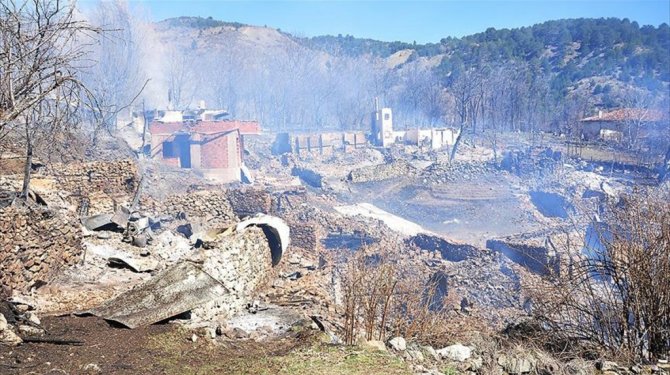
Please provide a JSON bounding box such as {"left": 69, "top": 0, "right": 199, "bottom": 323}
{"left": 404, "top": 127, "right": 459, "bottom": 149}
{"left": 149, "top": 120, "right": 261, "bottom": 183}
{"left": 272, "top": 131, "right": 367, "bottom": 156}
{"left": 580, "top": 108, "right": 669, "bottom": 144}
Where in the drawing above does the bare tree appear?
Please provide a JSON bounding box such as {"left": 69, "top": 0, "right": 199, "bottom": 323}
{"left": 166, "top": 47, "right": 197, "bottom": 109}
{"left": 447, "top": 67, "right": 483, "bottom": 161}
{"left": 0, "top": 0, "right": 101, "bottom": 199}
{"left": 85, "top": 0, "right": 148, "bottom": 133}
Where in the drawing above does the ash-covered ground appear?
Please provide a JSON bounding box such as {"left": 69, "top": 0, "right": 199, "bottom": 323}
{"left": 1, "top": 131, "right": 668, "bottom": 375}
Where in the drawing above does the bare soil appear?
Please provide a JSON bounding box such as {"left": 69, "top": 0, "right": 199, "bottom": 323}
{"left": 0, "top": 316, "right": 410, "bottom": 375}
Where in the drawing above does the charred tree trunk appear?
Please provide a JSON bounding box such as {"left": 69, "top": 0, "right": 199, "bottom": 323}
{"left": 20, "top": 120, "right": 32, "bottom": 199}
{"left": 449, "top": 122, "right": 466, "bottom": 162}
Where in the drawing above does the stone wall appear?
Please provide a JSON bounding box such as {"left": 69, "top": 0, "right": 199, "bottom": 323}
{"left": 287, "top": 222, "right": 322, "bottom": 252}
{"left": 0, "top": 207, "right": 82, "bottom": 292}
{"left": 192, "top": 227, "right": 276, "bottom": 321}
{"left": 47, "top": 159, "right": 137, "bottom": 195}
{"left": 147, "top": 191, "right": 235, "bottom": 224}
{"left": 47, "top": 159, "right": 138, "bottom": 216}
{"left": 347, "top": 160, "right": 416, "bottom": 183}
{"left": 227, "top": 188, "right": 272, "bottom": 218}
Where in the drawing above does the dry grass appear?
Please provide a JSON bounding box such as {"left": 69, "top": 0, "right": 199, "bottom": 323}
{"left": 144, "top": 329, "right": 411, "bottom": 375}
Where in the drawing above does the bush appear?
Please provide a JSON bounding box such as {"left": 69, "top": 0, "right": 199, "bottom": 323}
{"left": 340, "top": 244, "right": 456, "bottom": 346}
{"left": 530, "top": 190, "right": 670, "bottom": 361}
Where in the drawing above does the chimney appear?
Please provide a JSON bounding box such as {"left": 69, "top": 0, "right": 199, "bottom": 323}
{"left": 198, "top": 100, "right": 206, "bottom": 110}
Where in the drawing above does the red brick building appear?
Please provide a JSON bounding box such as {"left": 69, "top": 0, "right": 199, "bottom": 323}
{"left": 149, "top": 120, "right": 261, "bottom": 183}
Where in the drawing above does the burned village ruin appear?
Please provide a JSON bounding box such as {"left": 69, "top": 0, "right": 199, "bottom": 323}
{"left": 1, "top": 1, "right": 670, "bottom": 374}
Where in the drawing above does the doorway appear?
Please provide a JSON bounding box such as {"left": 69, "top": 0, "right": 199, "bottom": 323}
{"left": 174, "top": 134, "right": 191, "bottom": 168}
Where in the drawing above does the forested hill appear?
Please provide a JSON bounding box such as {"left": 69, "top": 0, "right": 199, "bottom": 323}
{"left": 304, "top": 18, "right": 670, "bottom": 93}
{"left": 141, "top": 15, "right": 669, "bottom": 131}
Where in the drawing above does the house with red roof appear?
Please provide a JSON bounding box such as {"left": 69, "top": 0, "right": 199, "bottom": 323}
{"left": 579, "top": 108, "right": 669, "bottom": 143}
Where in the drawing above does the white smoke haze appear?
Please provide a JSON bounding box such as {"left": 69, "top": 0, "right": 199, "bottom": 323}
{"left": 77, "top": 0, "right": 669, "bottom": 162}
{"left": 78, "top": 0, "right": 461, "bottom": 131}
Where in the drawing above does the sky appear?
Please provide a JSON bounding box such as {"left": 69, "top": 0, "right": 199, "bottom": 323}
{"left": 116, "top": 0, "right": 670, "bottom": 43}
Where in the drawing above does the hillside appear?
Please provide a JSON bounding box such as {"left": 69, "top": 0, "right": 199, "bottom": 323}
{"left": 304, "top": 18, "right": 670, "bottom": 98}
{"left": 141, "top": 16, "right": 669, "bottom": 131}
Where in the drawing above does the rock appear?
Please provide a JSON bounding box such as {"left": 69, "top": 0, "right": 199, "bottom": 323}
{"left": 207, "top": 327, "right": 217, "bottom": 339}
{"left": 469, "top": 357, "right": 483, "bottom": 371}
{"left": 232, "top": 327, "right": 249, "bottom": 339}
{"left": 565, "top": 359, "right": 590, "bottom": 375}
{"left": 18, "top": 324, "right": 43, "bottom": 336}
{"left": 407, "top": 349, "right": 425, "bottom": 362}
{"left": 436, "top": 344, "right": 472, "bottom": 362}
{"left": 26, "top": 312, "right": 40, "bottom": 325}
{"left": 0, "top": 314, "right": 7, "bottom": 331}
{"left": 597, "top": 360, "right": 621, "bottom": 372}
{"left": 82, "top": 363, "right": 102, "bottom": 373}
{"left": 421, "top": 345, "right": 439, "bottom": 361}
{"left": 498, "top": 354, "right": 536, "bottom": 374}
{"left": 362, "top": 340, "right": 387, "bottom": 352}
{"left": 191, "top": 333, "right": 198, "bottom": 342}
{"left": 0, "top": 314, "right": 22, "bottom": 346}
{"left": 412, "top": 364, "right": 429, "bottom": 373}
{"left": 215, "top": 323, "right": 226, "bottom": 336}
{"left": 96, "top": 232, "right": 111, "bottom": 240}
{"left": 388, "top": 336, "right": 407, "bottom": 351}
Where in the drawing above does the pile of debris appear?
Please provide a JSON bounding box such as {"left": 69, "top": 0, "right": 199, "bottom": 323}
{"left": 486, "top": 234, "right": 563, "bottom": 277}
{"left": 500, "top": 148, "right": 561, "bottom": 177}
{"left": 405, "top": 233, "right": 481, "bottom": 262}
{"left": 87, "top": 214, "right": 289, "bottom": 329}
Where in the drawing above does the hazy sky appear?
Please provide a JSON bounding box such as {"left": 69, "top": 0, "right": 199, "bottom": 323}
{"left": 116, "top": 0, "right": 670, "bottom": 43}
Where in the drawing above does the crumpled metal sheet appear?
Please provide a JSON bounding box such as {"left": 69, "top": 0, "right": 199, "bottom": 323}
{"left": 236, "top": 214, "right": 290, "bottom": 266}
{"left": 88, "top": 262, "right": 228, "bottom": 328}
{"left": 82, "top": 214, "right": 114, "bottom": 231}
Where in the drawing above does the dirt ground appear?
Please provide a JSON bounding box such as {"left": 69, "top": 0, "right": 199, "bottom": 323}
{"left": 347, "top": 175, "right": 539, "bottom": 247}
{"left": 0, "top": 316, "right": 411, "bottom": 375}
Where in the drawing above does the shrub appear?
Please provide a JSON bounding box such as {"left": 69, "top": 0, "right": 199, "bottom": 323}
{"left": 530, "top": 190, "right": 670, "bottom": 361}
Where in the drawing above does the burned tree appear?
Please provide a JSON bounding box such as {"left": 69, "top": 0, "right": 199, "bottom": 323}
{"left": 446, "top": 67, "right": 484, "bottom": 161}
{"left": 85, "top": 0, "right": 148, "bottom": 135}
{"left": 0, "top": 0, "right": 101, "bottom": 199}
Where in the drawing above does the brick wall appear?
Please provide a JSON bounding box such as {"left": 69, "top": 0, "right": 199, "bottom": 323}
{"left": 200, "top": 131, "right": 241, "bottom": 170}
{"left": 150, "top": 122, "right": 247, "bottom": 183}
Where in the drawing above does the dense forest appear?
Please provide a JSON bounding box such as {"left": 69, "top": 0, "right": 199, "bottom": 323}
{"left": 306, "top": 18, "right": 670, "bottom": 99}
